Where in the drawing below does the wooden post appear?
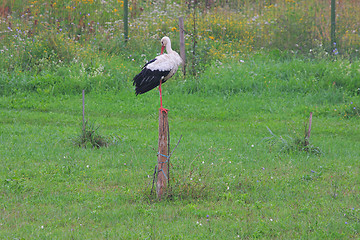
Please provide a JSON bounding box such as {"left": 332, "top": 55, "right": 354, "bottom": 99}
{"left": 306, "top": 112, "right": 313, "bottom": 139}
{"left": 82, "top": 90, "right": 85, "bottom": 132}
{"left": 123, "top": 0, "right": 129, "bottom": 42}
{"left": 157, "top": 109, "right": 169, "bottom": 200}
{"left": 305, "top": 112, "right": 313, "bottom": 146}
{"left": 179, "top": 17, "right": 186, "bottom": 76}
{"left": 330, "top": 0, "right": 336, "bottom": 51}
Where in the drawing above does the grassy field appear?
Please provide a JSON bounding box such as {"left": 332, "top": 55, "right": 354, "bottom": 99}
{"left": 1, "top": 0, "right": 360, "bottom": 239}
{"left": 1, "top": 51, "right": 360, "bottom": 239}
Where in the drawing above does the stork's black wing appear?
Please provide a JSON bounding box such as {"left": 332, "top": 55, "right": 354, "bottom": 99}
{"left": 133, "top": 59, "right": 171, "bottom": 95}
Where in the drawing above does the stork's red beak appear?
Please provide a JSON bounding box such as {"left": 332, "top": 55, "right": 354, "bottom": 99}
{"left": 161, "top": 45, "right": 165, "bottom": 54}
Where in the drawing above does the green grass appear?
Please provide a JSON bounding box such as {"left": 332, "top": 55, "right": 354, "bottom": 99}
{"left": 1, "top": 53, "right": 360, "bottom": 238}
{"left": 1, "top": 1, "right": 359, "bottom": 238}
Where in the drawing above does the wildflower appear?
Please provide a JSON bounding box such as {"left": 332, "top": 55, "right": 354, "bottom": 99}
{"left": 209, "top": 36, "right": 214, "bottom": 40}
{"left": 114, "top": 8, "right": 118, "bottom": 13}
{"left": 171, "top": 27, "right": 177, "bottom": 31}
{"left": 354, "top": 107, "right": 356, "bottom": 110}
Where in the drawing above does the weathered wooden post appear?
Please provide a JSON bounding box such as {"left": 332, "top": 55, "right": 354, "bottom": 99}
{"left": 306, "top": 112, "right": 313, "bottom": 139}
{"left": 123, "top": 0, "right": 129, "bottom": 42}
{"left": 82, "top": 90, "right": 85, "bottom": 132}
{"left": 157, "top": 109, "right": 169, "bottom": 200}
{"left": 305, "top": 112, "right": 313, "bottom": 146}
{"left": 179, "top": 17, "right": 186, "bottom": 76}
{"left": 330, "top": 0, "right": 336, "bottom": 51}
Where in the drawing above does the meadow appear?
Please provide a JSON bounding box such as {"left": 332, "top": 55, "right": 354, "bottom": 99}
{"left": 1, "top": 0, "right": 360, "bottom": 239}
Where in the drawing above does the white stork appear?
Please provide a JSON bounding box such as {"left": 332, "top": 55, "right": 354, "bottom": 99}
{"left": 133, "top": 36, "right": 183, "bottom": 113}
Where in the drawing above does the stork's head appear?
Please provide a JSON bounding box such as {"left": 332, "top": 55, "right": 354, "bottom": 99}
{"left": 160, "top": 36, "right": 171, "bottom": 54}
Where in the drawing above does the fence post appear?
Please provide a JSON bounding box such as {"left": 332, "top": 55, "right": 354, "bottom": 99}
{"left": 330, "top": 0, "right": 336, "bottom": 51}
{"left": 123, "top": 0, "right": 129, "bottom": 42}
{"left": 179, "top": 17, "right": 186, "bottom": 76}
{"left": 157, "top": 109, "right": 169, "bottom": 200}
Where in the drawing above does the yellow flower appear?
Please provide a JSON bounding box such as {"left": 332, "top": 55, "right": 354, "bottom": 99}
{"left": 209, "top": 36, "right": 214, "bottom": 40}
{"left": 171, "top": 27, "right": 177, "bottom": 31}
{"left": 114, "top": 8, "right": 118, "bottom": 13}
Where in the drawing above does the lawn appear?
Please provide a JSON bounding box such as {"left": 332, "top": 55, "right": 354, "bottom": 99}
{"left": 1, "top": 53, "right": 360, "bottom": 239}
{"left": 1, "top": 0, "right": 360, "bottom": 238}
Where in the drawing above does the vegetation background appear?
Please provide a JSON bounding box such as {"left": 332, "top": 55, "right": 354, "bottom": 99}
{"left": 0, "top": 0, "right": 359, "bottom": 239}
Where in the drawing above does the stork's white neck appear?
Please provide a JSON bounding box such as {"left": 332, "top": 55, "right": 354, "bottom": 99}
{"left": 165, "top": 41, "right": 173, "bottom": 54}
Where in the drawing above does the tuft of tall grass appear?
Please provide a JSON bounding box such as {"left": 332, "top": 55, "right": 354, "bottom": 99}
{"left": 73, "top": 120, "right": 112, "bottom": 148}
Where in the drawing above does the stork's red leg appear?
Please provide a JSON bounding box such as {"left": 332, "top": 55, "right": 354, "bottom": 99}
{"left": 159, "top": 79, "right": 168, "bottom": 113}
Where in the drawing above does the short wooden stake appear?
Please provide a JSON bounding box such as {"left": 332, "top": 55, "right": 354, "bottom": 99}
{"left": 157, "top": 109, "right": 169, "bottom": 200}
{"left": 306, "top": 112, "right": 313, "bottom": 139}
{"left": 82, "top": 90, "right": 85, "bottom": 132}
{"left": 305, "top": 112, "right": 313, "bottom": 146}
